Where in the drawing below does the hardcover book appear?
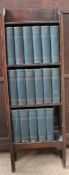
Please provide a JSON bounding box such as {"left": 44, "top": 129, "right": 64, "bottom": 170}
{"left": 14, "top": 27, "right": 24, "bottom": 64}
{"left": 23, "top": 26, "right": 33, "bottom": 64}
{"left": 41, "top": 26, "right": 51, "bottom": 63}
{"left": 50, "top": 25, "right": 60, "bottom": 63}
{"left": 11, "top": 110, "right": 21, "bottom": 143}
{"left": 43, "top": 68, "right": 52, "bottom": 103}
{"left": 16, "top": 69, "right": 26, "bottom": 105}
{"left": 19, "top": 110, "right": 29, "bottom": 142}
{"left": 25, "top": 69, "right": 35, "bottom": 104}
{"left": 6, "top": 27, "right": 15, "bottom": 65}
{"left": 8, "top": 70, "right": 18, "bottom": 105}
{"left": 46, "top": 108, "right": 54, "bottom": 141}
{"left": 37, "top": 108, "right": 46, "bottom": 141}
{"left": 32, "top": 26, "right": 42, "bottom": 63}
{"left": 52, "top": 68, "right": 60, "bottom": 103}
{"left": 34, "top": 69, "right": 44, "bottom": 104}
{"left": 29, "top": 109, "right": 38, "bottom": 142}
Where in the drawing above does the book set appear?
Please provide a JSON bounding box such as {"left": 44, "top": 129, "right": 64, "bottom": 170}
{"left": 6, "top": 25, "right": 60, "bottom": 143}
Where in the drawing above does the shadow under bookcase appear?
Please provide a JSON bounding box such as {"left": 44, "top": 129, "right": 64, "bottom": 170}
{"left": 1, "top": 8, "right": 66, "bottom": 171}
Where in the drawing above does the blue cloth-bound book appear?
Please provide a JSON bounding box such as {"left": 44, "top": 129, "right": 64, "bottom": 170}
{"left": 25, "top": 69, "right": 35, "bottom": 105}
{"left": 41, "top": 26, "right": 51, "bottom": 63}
{"left": 11, "top": 110, "right": 21, "bottom": 143}
{"left": 52, "top": 68, "right": 60, "bottom": 103}
{"left": 16, "top": 69, "right": 26, "bottom": 105}
{"left": 8, "top": 70, "right": 18, "bottom": 105}
{"left": 34, "top": 69, "right": 44, "bottom": 104}
{"left": 19, "top": 110, "right": 29, "bottom": 142}
{"left": 23, "top": 26, "right": 33, "bottom": 64}
{"left": 46, "top": 108, "right": 54, "bottom": 141}
{"left": 14, "top": 27, "right": 24, "bottom": 64}
{"left": 50, "top": 25, "right": 60, "bottom": 63}
{"left": 37, "top": 108, "right": 46, "bottom": 141}
{"left": 6, "top": 27, "right": 15, "bottom": 65}
{"left": 43, "top": 68, "right": 52, "bottom": 103}
{"left": 29, "top": 109, "right": 38, "bottom": 142}
{"left": 32, "top": 26, "right": 42, "bottom": 63}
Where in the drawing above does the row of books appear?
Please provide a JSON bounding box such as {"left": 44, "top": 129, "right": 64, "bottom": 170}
{"left": 6, "top": 25, "right": 60, "bottom": 65}
{"left": 11, "top": 108, "right": 60, "bottom": 143}
{"left": 8, "top": 68, "right": 60, "bottom": 105}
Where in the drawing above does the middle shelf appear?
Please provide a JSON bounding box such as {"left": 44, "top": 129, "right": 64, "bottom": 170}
{"left": 10, "top": 103, "right": 62, "bottom": 110}
{"left": 7, "top": 63, "right": 61, "bottom": 69}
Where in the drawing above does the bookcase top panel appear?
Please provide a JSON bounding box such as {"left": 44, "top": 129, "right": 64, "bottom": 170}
{"left": 4, "top": 8, "right": 59, "bottom": 23}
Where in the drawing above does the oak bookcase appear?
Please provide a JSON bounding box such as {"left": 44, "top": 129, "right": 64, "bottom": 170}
{"left": 1, "top": 8, "right": 66, "bottom": 171}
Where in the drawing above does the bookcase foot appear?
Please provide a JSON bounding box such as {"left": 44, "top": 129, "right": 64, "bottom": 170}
{"left": 10, "top": 158, "right": 15, "bottom": 172}
{"left": 11, "top": 164, "right": 15, "bottom": 173}
{"left": 63, "top": 159, "right": 66, "bottom": 168}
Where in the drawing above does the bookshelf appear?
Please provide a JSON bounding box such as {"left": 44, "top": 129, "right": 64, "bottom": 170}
{"left": 1, "top": 8, "right": 66, "bottom": 171}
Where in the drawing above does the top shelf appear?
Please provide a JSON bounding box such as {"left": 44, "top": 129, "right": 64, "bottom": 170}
{"left": 5, "top": 21, "right": 59, "bottom": 26}
{"left": 4, "top": 8, "right": 59, "bottom": 25}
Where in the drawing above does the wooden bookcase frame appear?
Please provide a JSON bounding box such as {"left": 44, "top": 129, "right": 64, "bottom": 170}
{"left": 1, "top": 8, "right": 66, "bottom": 171}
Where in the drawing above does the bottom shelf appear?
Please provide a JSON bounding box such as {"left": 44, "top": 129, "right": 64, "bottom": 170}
{"left": 13, "top": 141, "right": 62, "bottom": 151}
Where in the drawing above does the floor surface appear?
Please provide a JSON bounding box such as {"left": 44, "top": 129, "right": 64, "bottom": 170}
{"left": 0, "top": 149, "right": 69, "bottom": 174}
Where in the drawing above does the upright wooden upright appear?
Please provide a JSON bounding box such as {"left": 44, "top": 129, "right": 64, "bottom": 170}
{"left": 0, "top": 8, "right": 66, "bottom": 171}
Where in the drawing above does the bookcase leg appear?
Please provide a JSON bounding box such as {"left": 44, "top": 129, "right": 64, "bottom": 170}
{"left": 10, "top": 153, "right": 15, "bottom": 172}
{"left": 10, "top": 152, "right": 15, "bottom": 172}
{"left": 62, "top": 147, "right": 66, "bottom": 168}
{"left": 9, "top": 146, "right": 15, "bottom": 172}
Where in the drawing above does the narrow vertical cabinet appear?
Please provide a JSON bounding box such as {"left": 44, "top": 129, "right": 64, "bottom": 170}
{"left": 1, "top": 9, "right": 66, "bottom": 171}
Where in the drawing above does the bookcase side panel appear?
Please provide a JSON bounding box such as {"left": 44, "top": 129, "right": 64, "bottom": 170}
{"left": 0, "top": 16, "right": 9, "bottom": 151}
{"left": 63, "top": 13, "right": 69, "bottom": 145}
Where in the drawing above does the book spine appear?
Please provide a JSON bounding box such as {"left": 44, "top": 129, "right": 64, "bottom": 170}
{"left": 29, "top": 109, "right": 38, "bottom": 142}
{"left": 32, "top": 26, "right": 42, "bottom": 63}
{"left": 50, "top": 25, "right": 60, "bottom": 63}
{"left": 37, "top": 108, "right": 46, "bottom": 141}
{"left": 6, "top": 27, "right": 15, "bottom": 65}
{"left": 16, "top": 70, "right": 26, "bottom": 105}
{"left": 19, "top": 110, "right": 29, "bottom": 142}
{"left": 25, "top": 69, "right": 35, "bottom": 104}
{"left": 8, "top": 70, "right": 18, "bottom": 105}
{"left": 35, "top": 69, "right": 44, "bottom": 104}
{"left": 23, "top": 26, "right": 33, "bottom": 64}
{"left": 11, "top": 110, "right": 21, "bottom": 143}
{"left": 14, "top": 27, "right": 24, "bottom": 64}
{"left": 43, "top": 68, "right": 52, "bottom": 103}
{"left": 52, "top": 68, "right": 60, "bottom": 103}
{"left": 41, "top": 26, "right": 51, "bottom": 63}
{"left": 46, "top": 108, "right": 54, "bottom": 141}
